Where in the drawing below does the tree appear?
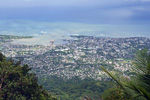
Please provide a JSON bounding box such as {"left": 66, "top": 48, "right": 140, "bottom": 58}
{"left": 0, "top": 53, "right": 56, "bottom": 100}
{"left": 101, "top": 49, "right": 150, "bottom": 100}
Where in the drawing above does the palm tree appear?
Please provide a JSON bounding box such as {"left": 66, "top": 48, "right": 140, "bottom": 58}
{"left": 101, "top": 49, "right": 150, "bottom": 100}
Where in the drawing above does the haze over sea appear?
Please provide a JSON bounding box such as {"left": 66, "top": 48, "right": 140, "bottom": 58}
{"left": 0, "top": 0, "right": 150, "bottom": 45}
{"left": 0, "top": 20, "right": 150, "bottom": 45}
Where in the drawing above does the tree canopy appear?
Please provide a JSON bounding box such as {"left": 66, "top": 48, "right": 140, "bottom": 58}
{"left": 101, "top": 49, "right": 150, "bottom": 100}
{"left": 0, "top": 53, "right": 56, "bottom": 100}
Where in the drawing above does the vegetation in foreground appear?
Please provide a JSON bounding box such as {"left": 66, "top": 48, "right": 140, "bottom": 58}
{"left": 100, "top": 49, "right": 150, "bottom": 100}
{"left": 0, "top": 48, "right": 150, "bottom": 100}
{"left": 0, "top": 53, "right": 56, "bottom": 100}
{"left": 38, "top": 75, "right": 112, "bottom": 100}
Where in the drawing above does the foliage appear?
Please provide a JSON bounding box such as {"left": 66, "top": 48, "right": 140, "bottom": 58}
{"left": 101, "top": 86, "right": 129, "bottom": 100}
{"left": 0, "top": 53, "right": 56, "bottom": 100}
{"left": 100, "top": 49, "right": 150, "bottom": 100}
{"left": 38, "top": 76, "right": 110, "bottom": 100}
{"left": 133, "top": 48, "right": 150, "bottom": 75}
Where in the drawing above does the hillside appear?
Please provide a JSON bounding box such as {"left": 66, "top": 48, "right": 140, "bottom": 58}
{"left": 1, "top": 35, "right": 150, "bottom": 99}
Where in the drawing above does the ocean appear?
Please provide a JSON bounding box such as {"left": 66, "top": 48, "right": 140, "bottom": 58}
{"left": 0, "top": 20, "right": 150, "bottom": 45}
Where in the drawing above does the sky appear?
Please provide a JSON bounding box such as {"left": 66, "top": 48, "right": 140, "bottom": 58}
{"left": 0, "top": 0, "right": 150, "bottom": 24}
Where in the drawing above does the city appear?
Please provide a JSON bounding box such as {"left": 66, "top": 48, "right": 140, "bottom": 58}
{"left": 1, "top": 35, "right": 150, "bottom": 80}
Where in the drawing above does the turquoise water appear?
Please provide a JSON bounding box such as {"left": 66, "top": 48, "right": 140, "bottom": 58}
{"left": 0, "top": 20, "right": 150, "bottom": 45}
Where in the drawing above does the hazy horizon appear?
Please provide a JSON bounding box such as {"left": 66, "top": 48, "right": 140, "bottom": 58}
{"left": 0, "top": 20, "right": 149, "bottom": 45}
{"left": 0, "top": 0, "right": 150, "bottom": 24}
{"left": 0, "top": 0, "right": 150, "bottom": 45}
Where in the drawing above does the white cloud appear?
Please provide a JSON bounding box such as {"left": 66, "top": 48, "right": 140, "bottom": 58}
{"left": 23, "top": 0, "right": 33, "bottom": 1}
{"left": 141, "top": 0, "right": 150, "bottom": 2}
{"left": 0, "top": 0, "right": 124, "bottom": 7}
{"left": 124, "top": 0, "right": 150, "bottom": 2}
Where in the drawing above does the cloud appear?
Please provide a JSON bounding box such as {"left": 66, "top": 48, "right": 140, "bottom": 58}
{"left": 0, "top": 0, "right": 125, "bottom": 7}
{"left": 23, "top": 0, "right": 33, "bottom": 1}
{"left": 0, "top": 0, "right": 150, "bottom": 24}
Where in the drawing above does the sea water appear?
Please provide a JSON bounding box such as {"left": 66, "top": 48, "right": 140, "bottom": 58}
{"left": 0, "top": 20, "right": 150, "bottom": 45}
